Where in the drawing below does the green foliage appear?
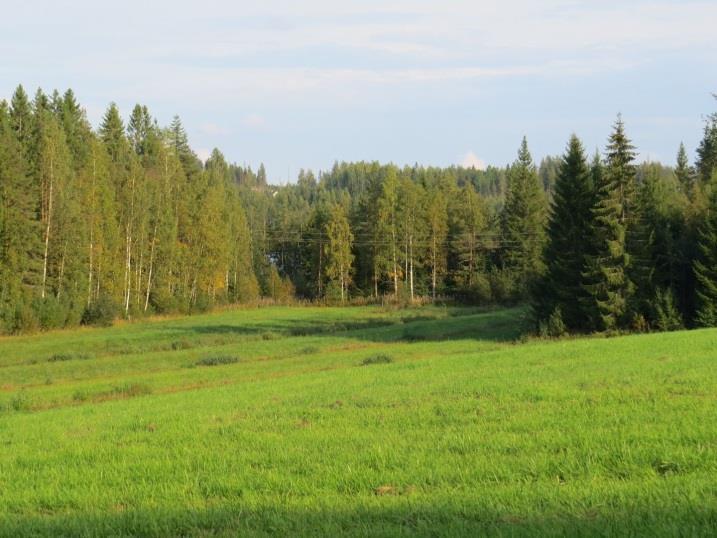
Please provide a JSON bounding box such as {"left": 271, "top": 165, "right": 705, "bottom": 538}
{"left": 360, "top": 353, "right": 394, "bottom": 365}
{"left": 81, "top": 295, "right": 118, "bottom": 327}
{"left": 194, "top": 355, "right": 240, "bottom": 367}
{"left": 583, "top": 117, "right": 638, "bottom": 332}
{"left": 694, "top": 178, "right": 717, "bottom": 326}
{"left": 534, "top": 135, "right": 595, "bottom": 331}
{"left": 500, "top": 137, "right": 546, "bottom": 297}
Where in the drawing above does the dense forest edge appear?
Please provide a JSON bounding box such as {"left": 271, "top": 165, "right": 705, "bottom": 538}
{"left": 0, "top": 85, "right": 716, "bottom": 336}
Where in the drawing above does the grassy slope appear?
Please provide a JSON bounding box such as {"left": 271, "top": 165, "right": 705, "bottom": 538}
{"left": 0, "top": 305, "right": 715, "bottom": 537}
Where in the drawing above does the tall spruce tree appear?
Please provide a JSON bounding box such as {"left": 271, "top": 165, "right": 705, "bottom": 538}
{"left": 534, "top": 135, "right": 594, "bottom": 331}
{"left": 500, "top": 137, "right": 546, "bottom": 296}
{"left": 675, "top": 143, "right": 693, "bottom": 196}
{"left": 694, "top": 176, "right": 717, "bottom": 326}
{"left": 583, "top": 116, "right": 638, "bottom": 331}
{"left": 696, "top": 98, "right": 717, "bottom": 184}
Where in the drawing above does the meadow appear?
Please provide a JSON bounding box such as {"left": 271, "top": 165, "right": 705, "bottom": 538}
{"left": 0, "top": 305, "right": 716, "bottom": 537}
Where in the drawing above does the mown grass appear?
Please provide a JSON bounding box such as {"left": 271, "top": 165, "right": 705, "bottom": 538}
{"left": 0, "top": 304, "right": 715, "bottom": 537}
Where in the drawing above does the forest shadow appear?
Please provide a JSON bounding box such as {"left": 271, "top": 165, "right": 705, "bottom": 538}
{"left": 3, "top": 501, "right": 713, "bottom": 538}
{"left": 166, "top": 307, "right": 527, "bottom": 345}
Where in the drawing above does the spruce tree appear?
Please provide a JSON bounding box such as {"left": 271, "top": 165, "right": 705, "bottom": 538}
{"left": 583, "top": 117, "right": 637, "bottom": 331}
{"left": 500, "top": 137, "right": 546, "bottom": 296}
{"left": 696, "top": 99, "right": 717, "bottom": 184}
{"left": 534, "top": 135, "right": 594, "bottom": 331}
{"left": 0, "top": 103, "right": 39, "bottom": 318}
{"left": 694, "top": 176, "right": 717, "bottom": 326}
{"left": 675, "top": 142, "right": 693, "bottom": 196}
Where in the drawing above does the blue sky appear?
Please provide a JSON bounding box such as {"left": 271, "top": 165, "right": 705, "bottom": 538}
{"left": 1, "top": 0, "right": 716, "bottom": 181}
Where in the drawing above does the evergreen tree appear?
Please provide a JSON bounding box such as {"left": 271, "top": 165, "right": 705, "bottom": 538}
{"left": 696, "top": 98, "right": 717, "bottom": 184}
{"left": 675, "top": 142, "right": 693, "bottom": 196}
{"left": 0, "top": 103, "right": 39, "bottom": 320}
{"left": 583, "top": 116, "right": 637, "bottom": 331}
{"left": 694, "top": 176, "right": 717, "bottom": 326}
{"left": 500, "top": 137, "right": 546, "bottom": 296}
{"left": 534, "top": 135, "right": 595, "bottom": 331}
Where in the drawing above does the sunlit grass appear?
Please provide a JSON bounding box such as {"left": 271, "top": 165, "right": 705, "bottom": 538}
{"left": 0, "top": 305, "right": 715, "bottom": 536}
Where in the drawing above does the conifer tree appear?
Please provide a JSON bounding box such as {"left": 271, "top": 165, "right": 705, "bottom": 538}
{"left": 583, "top": 116, "right": 637, "bottom": 331}
{"left": 696, "top": 99, "right": 717, "bottom": 184}
{"left": 500, "top": 137, "right": 546, "bottom": 295}
{"left": 675, "top": 142, "right": 693, "bottom": 196}
{"left": 694, "top": 176, "right": 717, "bottom": 326}
{"left": 0, "top": 103, "right": 39, "bottom": 315}
{"left": 534, "top": 135, "right": 594, "bottom": 330}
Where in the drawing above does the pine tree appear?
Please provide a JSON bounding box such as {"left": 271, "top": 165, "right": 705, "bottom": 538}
{"left": 534, "top": 135, "right": 595, "bottom": 331}
{"left": 500, "top": 137, "right": 546, "bottom": 296}
{"left": 694, "top": 176, "right": 717, "bottom": 326}
{"left": 583, "top": 116, "right": 637, "bottom": 331}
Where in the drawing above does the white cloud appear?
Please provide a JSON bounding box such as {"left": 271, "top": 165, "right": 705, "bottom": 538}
{"left": 461, "top": 151, "right": 486, "bottom": 170}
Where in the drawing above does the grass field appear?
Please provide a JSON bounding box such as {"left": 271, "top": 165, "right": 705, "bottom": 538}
{"left": 1, "top": 305, "right": 716, "bottom": 537}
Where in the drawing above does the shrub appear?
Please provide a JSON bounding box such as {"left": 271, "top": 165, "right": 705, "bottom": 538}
{"left": 360, "top": 354, "right": 394, "bottom": 366}
{"left": 47, "top": 352, "right": 91, "bottom": 362}
{"left": 34, "top": 297, "right": 68, "bottom": 330}
{"left": 261, "top": 331, "right": 281, "bottom": 341}
{"left": 110, "top": 383, "right": 152, "bottom": 397}
{"left": 171, "top": 339, "right": 194, "bottom": 351}
{"left": 538, "top": 307, "right": 567, "bottom": 338}
{"left": 10, "top": 302, "right": 39, "bottom": 334}
{"left": 82, "top": 295, "right": 118, "bottom": 327}
{"left": 194, "top": 355, "right": 240, "bottom": 367}
{"left": 653, "top": 288, "right": 684, "bottom": 332}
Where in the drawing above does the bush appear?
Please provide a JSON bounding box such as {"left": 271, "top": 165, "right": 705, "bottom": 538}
{"left": 194, "top": 355, "right": 240, "bottom": 367}
{"left": 653, "top": 288, "right": 684, "bottom": 332}
{"left": 171, "top": 339, "right": 194, "bottom": 351}
{"left": 538, "top": 307, "right": 567, "bottom": 338}
{"left": 110, "top": 383, "right": 153, "bottom": 397}
{"left": 10, "top": 302, "right": 39, "bottom": 334}
{"left": 82, "top": 295, "right": 118, "bottom": 327}
{"left": 360, "top": 354, "right": 394, "bottom": 366}
{"left": 47, "top": 352, "right": 91, "bottom": 362}
{"left": 34, "top": 297, "right": 68, "bottom": 330}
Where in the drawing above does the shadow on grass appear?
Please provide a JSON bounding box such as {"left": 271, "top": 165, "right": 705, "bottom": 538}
{"left": 3, "top": 502, "right": 714, "bottom": 538}
{"left": 168, "top": 307, "right": 528, "bottom": 345}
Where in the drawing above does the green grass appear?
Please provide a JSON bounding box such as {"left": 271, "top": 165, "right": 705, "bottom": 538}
{"left": 0, "top": 304, "right": 715, "bottom": 537}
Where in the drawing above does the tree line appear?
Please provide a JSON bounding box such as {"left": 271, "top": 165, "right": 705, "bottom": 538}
{"left": 0, "top": 84, "right": 716, "bottom": 334}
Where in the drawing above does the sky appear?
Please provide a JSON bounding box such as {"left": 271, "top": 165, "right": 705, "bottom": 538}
{"left": 1, "top": 0, "right": 716, "bottom": 182}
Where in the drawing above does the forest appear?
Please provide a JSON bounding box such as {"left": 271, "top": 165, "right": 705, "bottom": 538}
{"left": 1, "top": 84, "right": 716, "bottom": 335}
